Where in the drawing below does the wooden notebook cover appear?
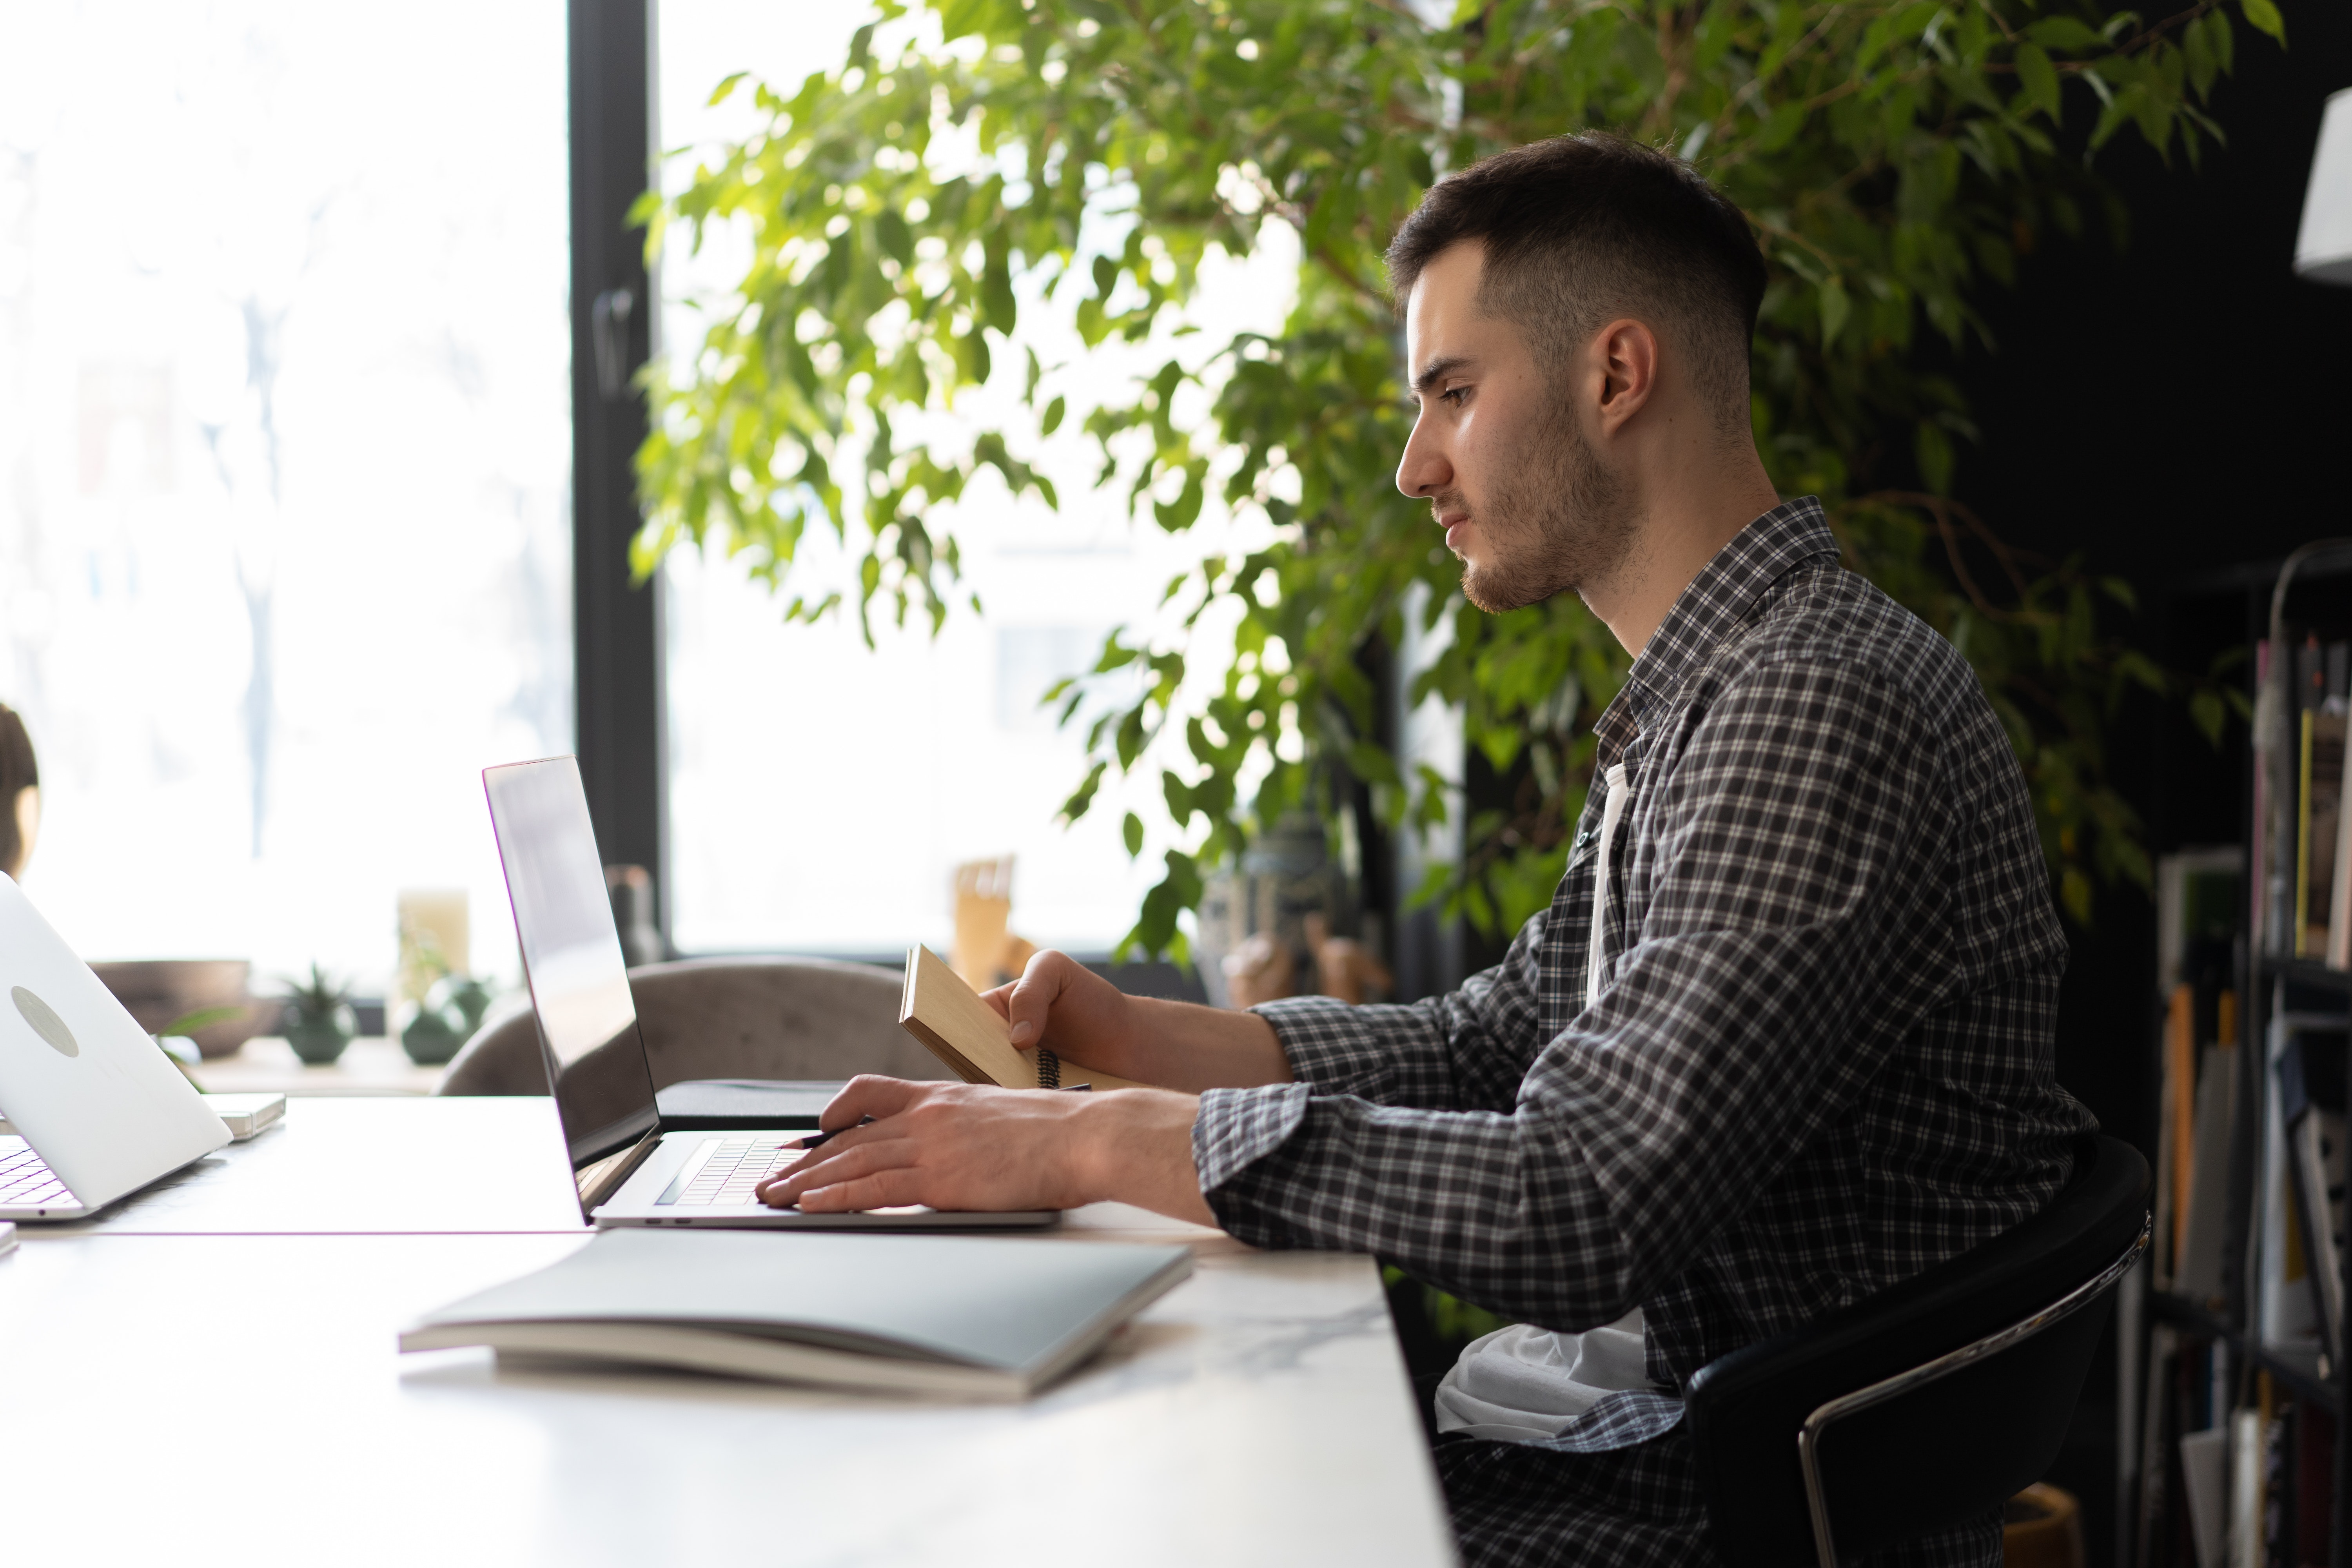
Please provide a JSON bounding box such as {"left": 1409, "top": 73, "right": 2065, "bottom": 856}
{"left": 898, "top": 946, "right": 1147, "bottom": 1093}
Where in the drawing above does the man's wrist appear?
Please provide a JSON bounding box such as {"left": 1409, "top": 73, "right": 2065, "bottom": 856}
{"left": 1070, "top": 1088, "right": 1212, "bottom": 1223}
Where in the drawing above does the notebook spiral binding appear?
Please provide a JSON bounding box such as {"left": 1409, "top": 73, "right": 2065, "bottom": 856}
{"left": 1037, "top": 1048, "right": 1062, "bottom": 1090}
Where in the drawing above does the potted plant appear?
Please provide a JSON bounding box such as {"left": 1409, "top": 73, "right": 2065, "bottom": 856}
{"left": 401, "top": 975, "right": 489, "bottom": 1067}
{"left": 279, "top": 965, "right": 356, "bottom": 1066}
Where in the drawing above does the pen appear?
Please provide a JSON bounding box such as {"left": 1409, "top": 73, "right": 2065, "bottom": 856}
{"left": 789, "top": 1116, "right": 873, "bottom": 1151}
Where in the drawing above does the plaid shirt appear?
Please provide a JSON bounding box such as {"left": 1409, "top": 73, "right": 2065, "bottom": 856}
{"left": 1192, "top": 498, "right": 2094, "bottom": 1566}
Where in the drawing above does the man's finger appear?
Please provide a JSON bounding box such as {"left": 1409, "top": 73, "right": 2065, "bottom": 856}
{"left": 817, "top": 1074, "right": 922, "bottom": 1131}
{"left": 760, "top": 1136, "right": 915, "bottom": 1206}
{"left": 1004, "top": 951, "right": 1062, "bottom": 1047}
{"left": 796, "top": 1166, "right": 929, "bottom": 1213}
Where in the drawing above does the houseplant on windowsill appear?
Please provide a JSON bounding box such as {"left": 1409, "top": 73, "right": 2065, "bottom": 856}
{"left": 401, "top": 975, "right": 490, "bottom": 1067}
{"left": 279, "top": 965, "right": 357, "bottom": 1067}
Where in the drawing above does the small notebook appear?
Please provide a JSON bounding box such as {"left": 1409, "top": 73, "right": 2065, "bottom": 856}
{"left": 0, "top": 1091, "right": 283, "bottom": 1142}
{"left": 399, "top": 1227, "right": 1192, "bottom": 1398}
{"left": 898, "top": 945, "right": 1148, "bottom": 1093}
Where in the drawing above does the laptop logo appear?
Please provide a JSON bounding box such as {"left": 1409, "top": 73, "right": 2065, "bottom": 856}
{"left": 11, "top": 986, "right": 79, "bottom": 1057}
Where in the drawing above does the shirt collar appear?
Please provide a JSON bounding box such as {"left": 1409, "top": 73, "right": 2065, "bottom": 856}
{"left": 1592, "top": 496, "right": 1840, "bottom": 759}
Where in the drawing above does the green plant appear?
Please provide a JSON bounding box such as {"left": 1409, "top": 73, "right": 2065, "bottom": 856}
{"left": 278, "top": 963, "right": 353, "bottom": 1024}
{"left": 635, "top": 0, "right": 2273, "bottom": 950}
{"left": 152, "top": 1005, "right": 244, "bottom": 1079}
{"left": 157, "top": 1005, "right": 245, "bottom": 1040}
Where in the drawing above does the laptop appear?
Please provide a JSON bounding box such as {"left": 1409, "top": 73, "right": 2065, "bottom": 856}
{"left": 483, "top": 755, "right": 1056, "bottom": 1231}
{"left": 0, "top": 875, "right": 233, "bottom": 1220}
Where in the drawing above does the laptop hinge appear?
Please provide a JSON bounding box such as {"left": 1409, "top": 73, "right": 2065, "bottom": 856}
{"left": 575, "top": 1127, "right": 663, "bottom": 1216}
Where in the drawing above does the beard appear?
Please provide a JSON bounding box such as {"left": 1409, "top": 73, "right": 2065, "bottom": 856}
{"left": 1442, "top": 401, "right": 1637, "bottom": 614}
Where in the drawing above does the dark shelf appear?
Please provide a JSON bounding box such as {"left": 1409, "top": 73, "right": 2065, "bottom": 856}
{"left": 2252, "top": 1341, "right": 2344, "bottom": 1416}
{"left": 2160, "top": 1287, "right": 2350, "bottom": 1413}
{"left": 2151, "top": 1291, "right": 2234, "bottom": 1341}
{"left": 2263, "top": 956, "right": 2352, "bottom": 993}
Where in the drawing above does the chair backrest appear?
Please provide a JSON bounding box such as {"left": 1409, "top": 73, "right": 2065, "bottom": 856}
{"left": 437, "top": 956, "right": 955, "bottom": 1096}
{"left": 1684, "top": 1135, "right": 2150, "bottom": 1566}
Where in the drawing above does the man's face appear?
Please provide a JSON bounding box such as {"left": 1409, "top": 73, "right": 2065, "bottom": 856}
{"left": 1394, "top": 241, "right": 1634, "bottom": 613}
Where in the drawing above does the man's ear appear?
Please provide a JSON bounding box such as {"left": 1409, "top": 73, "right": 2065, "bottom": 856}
{"left": 1592, "top": 318, "right": 1660, "bottom": 435}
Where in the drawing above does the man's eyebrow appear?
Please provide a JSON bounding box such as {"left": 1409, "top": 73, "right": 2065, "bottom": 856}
{"left": 1410, "top": 354, "right": 1476, "bottom": 397}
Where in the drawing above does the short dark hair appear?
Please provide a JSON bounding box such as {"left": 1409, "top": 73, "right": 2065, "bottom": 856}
{"left": 1385, "top": 134, "right": 1767, "bottom": 436}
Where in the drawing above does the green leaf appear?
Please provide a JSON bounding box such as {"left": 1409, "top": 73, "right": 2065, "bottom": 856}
{"left": 1818, "top": 278, "right": 1851, "bottom": 347}
{"left": 2014, "top": 44, "right": 2062, "bottom": 123}
{"left": 1756, "top": 100, "right": 1808, "bottom": 152}
{"left": 1041, "top": 394, "right": 1066, "bottom": 436}
{"left": 2238, "top": 0, "right": 2285, "bottom": 45}
{"left": 1122, "top": 811, "right": 1145, "bottom": 856}
{"left": 2190, "top": 689, "right": 2226, "bottom": 746}
{"left": 2025, "top": 16, "right": 2104, "bottom": 51}
{"left": 1914, "top": 421, "right": 1955, "bottom": 495}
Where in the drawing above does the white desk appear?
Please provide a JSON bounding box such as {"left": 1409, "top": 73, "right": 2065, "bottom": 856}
{"left": 33, "top": 1096, "right": 584, "bottom": 1234}
{"left": 0, "top": 1101, "right": 1458, "bottom": 1567}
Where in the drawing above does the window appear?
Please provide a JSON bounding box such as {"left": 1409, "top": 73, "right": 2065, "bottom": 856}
{"left": 653, "top": 3, "right": 1290, "bottom": 957}
{"left": 0, "top": 5, "right": 571, "bottom": 983}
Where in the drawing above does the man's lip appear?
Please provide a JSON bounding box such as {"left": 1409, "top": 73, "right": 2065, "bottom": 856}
{"left": 1440, "top": 515, "right": 1468, "bottom": 550}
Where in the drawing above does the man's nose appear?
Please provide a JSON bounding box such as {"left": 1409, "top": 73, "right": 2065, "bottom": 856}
{"left": 1396, "top": 415, "right": 1451, "bottom": 499}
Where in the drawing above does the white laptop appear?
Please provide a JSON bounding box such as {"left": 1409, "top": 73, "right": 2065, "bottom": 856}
{"left": 483, "top": 756, "right": 1056, "bottom": 1231}
{"left": 0, "top": 875, "right": 233, "bottom": 1220}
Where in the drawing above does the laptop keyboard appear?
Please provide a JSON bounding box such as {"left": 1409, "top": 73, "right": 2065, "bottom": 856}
{"left": 0, "top": 1138, "right": 78, "bottom": 1211}
{"left": 661, "top": 1138, "right": 808, "bottom": 1207}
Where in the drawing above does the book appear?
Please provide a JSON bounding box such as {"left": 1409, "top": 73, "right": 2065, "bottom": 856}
{"left": 2177, "top": 1043, "right": 2239, "bottom": 1305}
{"left": 2165, "top": 984, "right": 2196, "bottom": 1274}
{"left": 899, "top": 944, "right": 1148, "bottom": 1093}
{"left": 2278, "top": 1031, "right": 2347, "bottom": 1366}
{"left": 399, "top": 1227, "right": 1194, "bottom": 1398}
{"left": 2257, "top": 1022, "right": 2322, "bottom": 1349}
{"left": 2298, "top": 711, "right": 2347, "bottom": 958}
{"left": 2180, "top": 1423, "right": 2229, "bottom": 1568}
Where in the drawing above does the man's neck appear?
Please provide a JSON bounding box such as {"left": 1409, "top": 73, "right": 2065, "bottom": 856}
{"left": 1580, "top": 449, "right": 1783, "bottom": 656}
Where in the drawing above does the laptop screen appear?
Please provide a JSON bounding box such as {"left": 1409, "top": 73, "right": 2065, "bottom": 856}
{"left": 482, "top": 757, "right": 660, "bottom": 1193}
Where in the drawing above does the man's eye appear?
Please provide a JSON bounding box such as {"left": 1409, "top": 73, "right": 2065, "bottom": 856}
{"left": 1441, "top": 386, "right": 1469, "bottom": 406}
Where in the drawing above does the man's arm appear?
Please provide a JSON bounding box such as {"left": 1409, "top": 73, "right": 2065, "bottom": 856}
{"left": 771, "top": 655, "right": 1955, "bottom": 1278}
{"left": 758, "top": 1075, "right": 1216, "bottom": 1224}
{"left": 980, "top": 953, "right": 1294, "bottom": 1092}
{"left": 980, "top": 939, "right": 1546, "bottom": 1112}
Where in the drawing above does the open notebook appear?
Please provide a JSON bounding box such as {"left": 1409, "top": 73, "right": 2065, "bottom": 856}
{"left": 898, "top": 945, "right": 1149, "bottom": 1092}
{"left": 399, "top": 1227, "right": 1193, "bottom": 1398}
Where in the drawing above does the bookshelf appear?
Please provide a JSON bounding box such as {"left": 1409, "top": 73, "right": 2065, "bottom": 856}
{"left": 2129, "top": 551, "right": 2350, "bottom": 1568}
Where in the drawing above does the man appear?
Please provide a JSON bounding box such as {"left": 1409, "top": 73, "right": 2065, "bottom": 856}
{"left": 763, "top": 134, "right": 2092, "bottom": 1567}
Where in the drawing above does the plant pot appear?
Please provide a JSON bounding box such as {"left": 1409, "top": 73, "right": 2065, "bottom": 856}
{"left": 400, "top": 1006, "right": 464, "bottom": 1066}
{"left": 285, "top": 1013, "right": 354, "bottom": 1067}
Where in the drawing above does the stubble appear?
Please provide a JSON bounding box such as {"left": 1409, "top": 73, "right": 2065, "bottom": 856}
{"left": 1443, "top": 401, "right": 1637, "bottom": 614}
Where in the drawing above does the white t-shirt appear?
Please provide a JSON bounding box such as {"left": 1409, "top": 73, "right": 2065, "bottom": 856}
{"left": 1432, "top": 1311, "right": 1657, "bottom": 1443}
{"left": 1434, "top": 763, "right": 1655, "bottom": 1445}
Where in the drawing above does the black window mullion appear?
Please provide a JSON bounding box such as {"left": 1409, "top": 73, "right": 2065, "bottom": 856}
{"left": 567, "top": 0, "right": 666, "bottom": 944}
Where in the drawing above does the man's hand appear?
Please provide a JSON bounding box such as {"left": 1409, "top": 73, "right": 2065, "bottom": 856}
{"left": 756, "top": 1074, "right": 1216, "bottom": 1225}
{"left": 982, "top": 950, "right": 1297, "bottom": 1093}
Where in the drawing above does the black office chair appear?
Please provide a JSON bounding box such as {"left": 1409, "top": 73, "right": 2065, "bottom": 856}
{"left": 1686, "top": 1135, "right": 2150, "bottom": 1568}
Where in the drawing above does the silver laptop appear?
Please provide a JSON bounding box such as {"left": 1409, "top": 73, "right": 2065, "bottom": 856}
{"left": 483, "top": 756, "right": 1056, "bottom": 1231}
{"left": 0, "top": 875, "right": 232, "bottom": 1220}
